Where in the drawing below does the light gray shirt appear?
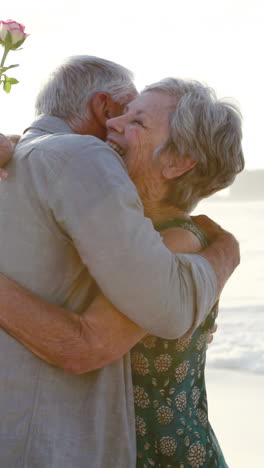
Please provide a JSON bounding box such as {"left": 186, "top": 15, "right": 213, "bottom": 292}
{"left": 0, "top": 115, "right": 217, "bottom": 468}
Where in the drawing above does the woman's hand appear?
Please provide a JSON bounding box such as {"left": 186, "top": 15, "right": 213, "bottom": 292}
{"left": 0, "top": 168, "right": 8, "bottom": 179}
{"left": 0, "top": 133, "right": 19, "bottom": 177}
{"left": 192, "top": 214, "right": 240, "bottom": 297}
{"left": 0, "top": 133, "right": 13, "bottom": 166}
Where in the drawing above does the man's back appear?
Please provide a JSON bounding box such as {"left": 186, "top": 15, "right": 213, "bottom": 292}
{"left": 0, "top": 121, "right": 136, "bottom": 468}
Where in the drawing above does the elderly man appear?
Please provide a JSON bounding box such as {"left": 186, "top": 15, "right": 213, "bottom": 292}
{"left": 0, "top": 55, "right": 239, "bottom": 468}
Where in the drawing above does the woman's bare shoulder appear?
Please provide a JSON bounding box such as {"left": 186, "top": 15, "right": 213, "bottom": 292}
{"left": 161, "top": 227, "right": 202, "bottom": 254}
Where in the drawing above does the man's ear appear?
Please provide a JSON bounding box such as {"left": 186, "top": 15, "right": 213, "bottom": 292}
{"left": 90, "top": 92, "right": 112, "bottom": 127}
{"left": 162, "top": 153, "right": 196, "bottom": 180}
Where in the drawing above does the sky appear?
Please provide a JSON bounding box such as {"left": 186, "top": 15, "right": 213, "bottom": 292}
{"left": 1, "top": 0, "right": 263, "bottom": 169}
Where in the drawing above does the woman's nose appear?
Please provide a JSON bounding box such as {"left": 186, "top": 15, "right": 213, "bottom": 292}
{"left": 106, "top": 115, "right": 125, "bottom": 134}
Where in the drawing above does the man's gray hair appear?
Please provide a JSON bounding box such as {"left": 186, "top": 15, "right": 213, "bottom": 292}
{"left": 144, "top": 78, "right": 244, "bottom": 212}
{"left": 35, "top": 55, "right": 136, "bottom": 128}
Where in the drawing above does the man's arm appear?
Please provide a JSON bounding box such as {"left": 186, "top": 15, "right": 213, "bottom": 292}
{"left": 0, "top": 275, "right": 145, "bottom": 374}
{"left": 44, "top": 136, "right": 226, "bottom": 339}
{"left": 0, "top": 226, "right": 214, "bottom": 374}
{"left": 0, "top": 134, "right": 239, "bottom": 338}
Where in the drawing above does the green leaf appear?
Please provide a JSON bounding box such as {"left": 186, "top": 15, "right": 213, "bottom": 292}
{"left": 2, "top": 75, "right": 19, "bottom": 92}
{"left": 3, "top": 80, "right": 11, "bottom": 93}
{"left": 6, "top": 64, "right": 19, "bottom": 70}
{"left": 0, "top": 64, "right": 19, "bottom": 73}
{"left": 8, "top": 78, "right": 19, "bottom": 84}
{"left": 5, "top": 75, "right": 19, "bottom": 84}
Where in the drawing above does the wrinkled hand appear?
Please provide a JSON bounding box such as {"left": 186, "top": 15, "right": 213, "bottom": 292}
{"left": 192, "top": 214, "right": 240, "bottom": 267}
{"left": 0, "top": 133, "right": 19, "bottom": 178}
{"left": 0, "top": 168, "right": 8, "bottom": 179}
{"left": 206, "top": 323, "right": 217, "bottom": 346}
{"left": 191, "top": 215, "right": 226, "bottom": 243}
{"left": 192, "top": 214, "right": 240, "bottom": 297}
{"left": 0, "top": 133, "right": 13, "bottom": 168}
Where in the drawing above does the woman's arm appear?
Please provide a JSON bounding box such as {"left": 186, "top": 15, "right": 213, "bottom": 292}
{"left": 0, "top": 227, "right": 203, "bottom": 374}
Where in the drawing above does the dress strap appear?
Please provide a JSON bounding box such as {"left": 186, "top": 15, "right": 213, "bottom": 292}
{"left": 154, "top": 218, "right": 208, "bottom": 248}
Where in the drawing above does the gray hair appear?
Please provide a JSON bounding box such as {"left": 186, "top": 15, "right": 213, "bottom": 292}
{"left": 35, "top": 55, "right": 136, "bottom": 129}
{"left": 144, "top": 78, "right": 244, "bottom": 212}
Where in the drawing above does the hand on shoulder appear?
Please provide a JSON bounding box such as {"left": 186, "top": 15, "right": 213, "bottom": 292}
{"left": 0, "top": 133, "right": 20, "bottom": 178}
{"left": 162, "top": 227, "right": 202, "bottom": 254}
{"left": 0, "top": 133, "right": 14, "bottom": 168}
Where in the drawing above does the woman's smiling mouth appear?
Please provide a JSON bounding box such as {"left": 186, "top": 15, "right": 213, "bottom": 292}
{"left": 106, "top": 140, "right": 125, "bottom": 157}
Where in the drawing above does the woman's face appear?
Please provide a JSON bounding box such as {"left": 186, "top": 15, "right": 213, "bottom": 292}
{"left": 106, "top": 90, "right": 174, "bottom": 182}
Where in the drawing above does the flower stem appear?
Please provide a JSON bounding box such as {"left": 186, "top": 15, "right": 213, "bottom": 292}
{"left": 0, "top": 47, "right": 10, "bottom": 68}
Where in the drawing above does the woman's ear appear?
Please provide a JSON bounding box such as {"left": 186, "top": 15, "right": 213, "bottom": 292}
{"left": 162, "top": 153, "right": 196, "bottom": 180}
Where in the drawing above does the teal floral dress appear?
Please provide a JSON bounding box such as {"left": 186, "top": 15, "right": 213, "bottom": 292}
{"left": 132, "top": 219, "right": 228, "bottom": 468}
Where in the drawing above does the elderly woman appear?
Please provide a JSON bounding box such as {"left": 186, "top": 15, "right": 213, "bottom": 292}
{"left": 105, "top": 79, "right": 243, "bottom": 467}
{"left": 0, "top": 78, "right": 243, "bottom": 467}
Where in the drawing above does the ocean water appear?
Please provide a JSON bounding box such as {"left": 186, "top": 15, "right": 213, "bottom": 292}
{"left": 193, "top": 199, "right": 264, "bottom": 375}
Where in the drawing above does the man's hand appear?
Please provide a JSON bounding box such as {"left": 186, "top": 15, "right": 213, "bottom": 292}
{"left": 192, "top": 214, "right": 240, "bottom": 297}
{"left": 206, "top": 322, "right": 217, "bottom": 345}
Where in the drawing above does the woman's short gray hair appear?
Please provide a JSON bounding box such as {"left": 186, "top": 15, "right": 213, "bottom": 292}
{"left": 35, "top": 55, "right": 136, "bottom": 125}
{"left": 144, "top": 78, "right": 245, "bottom": 212}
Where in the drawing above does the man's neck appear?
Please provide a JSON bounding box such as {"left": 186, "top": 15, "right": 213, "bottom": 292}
{"left": 67, "top": 118, "right": 106, "bottom": 140}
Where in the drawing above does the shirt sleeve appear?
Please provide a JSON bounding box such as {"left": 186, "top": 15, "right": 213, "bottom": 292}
{"left": 47, "top": 136, "right": 217, "bottom": 339}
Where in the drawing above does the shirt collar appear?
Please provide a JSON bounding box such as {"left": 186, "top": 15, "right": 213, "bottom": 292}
{"left": 23, "top": 114, "right": 74, "bottom": 136}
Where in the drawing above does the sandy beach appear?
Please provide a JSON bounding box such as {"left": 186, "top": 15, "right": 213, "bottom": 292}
{"left": 206, "top": 368, "right": 264, "bottom": 467}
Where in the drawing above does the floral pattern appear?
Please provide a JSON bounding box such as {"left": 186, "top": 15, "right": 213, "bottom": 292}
{"left": 196, "top": 331, "right": 210, "bottom": 351}
{"left": 136, "top": 415, "right": 147, "bottom": 437}
{"left": 156, "top": 406, "right": 174, "bottom": 425}
{"left": 159, "top": 437, "right": 177, "bottom": 456}
{"left": 196, "top": 408, "right": 208, "bottom": 427}
{"left": 132, "top": 352, "right": 150, "bottom": 375}
{"left": 187, "top": 442, "right": 206, "bottom": 467}
{"left": 134, "top": 385, "right": 150, "bottom": 409}
{"left": 175, "top": 391, "right": 187, "bottom": 413}
{"left": 175, "top": 360, "right": 190, "bottom": 383}
{"left": 175, "top": 336, "right": 192, "bottom": 352}
{"left": 191, "top": 387, "right": 201, "bottom": 407}
{"left": 140, "top": 335, "right": 157, "bottom": 349}
{"left": 154, "top": 354, "right": 173, "bottom": 373}
{"left": 132, "top": 218, "right": 228, "bottom": 468}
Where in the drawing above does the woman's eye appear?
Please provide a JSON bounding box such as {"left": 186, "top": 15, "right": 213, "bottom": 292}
{"left": 132, "top": 119, "right": 144, "bottom": 127}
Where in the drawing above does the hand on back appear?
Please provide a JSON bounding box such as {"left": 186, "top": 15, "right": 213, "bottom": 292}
{"left": 0, "top": 133, "right": 19, "bottom": 179}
